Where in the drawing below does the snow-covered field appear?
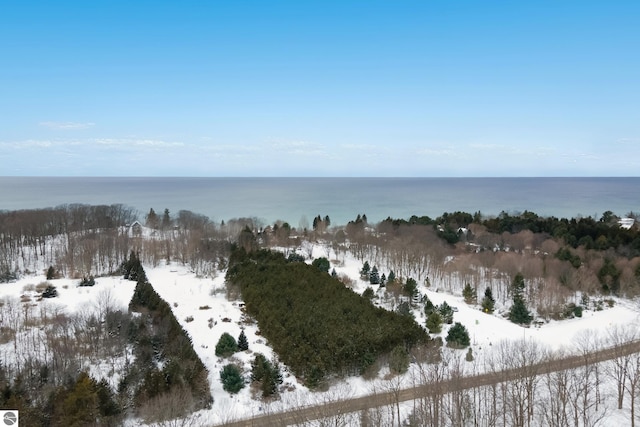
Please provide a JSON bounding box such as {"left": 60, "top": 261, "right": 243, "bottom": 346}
{"left": 2, "top": 244, "right": 640, "bottom": 425}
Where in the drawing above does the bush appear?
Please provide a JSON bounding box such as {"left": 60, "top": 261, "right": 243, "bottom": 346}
{"left": 220, "top": 364, "right": 244, "bottom": 394}
{"left": 42, "top": 285, "right": 58, "bottom": 298}
{"left": 79, "top": 276, "right": 96, "bottom": 287}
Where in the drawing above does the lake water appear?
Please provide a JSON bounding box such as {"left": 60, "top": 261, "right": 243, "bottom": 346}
{"left": 0, "top": 177, "right": 638, "bottom": 226}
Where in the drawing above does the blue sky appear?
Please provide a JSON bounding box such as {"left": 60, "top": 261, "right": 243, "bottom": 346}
{"left": 1, "top": 1, "right": 638, "bottom": 177}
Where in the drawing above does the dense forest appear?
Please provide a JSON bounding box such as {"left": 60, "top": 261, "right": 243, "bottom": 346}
{"left": 226, "top": 248, "right": 431, "bottom": 387}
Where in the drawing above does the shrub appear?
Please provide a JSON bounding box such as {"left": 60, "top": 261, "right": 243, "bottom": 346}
{"left": 79, "top": 276, "right": 96, "bottom": 287}
{"left": 42, "top": 285, "right": 58, "bottom": 298}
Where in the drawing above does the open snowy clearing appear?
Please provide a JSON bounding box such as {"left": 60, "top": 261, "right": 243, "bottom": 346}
{"left": 2, "top": 245, "right": 640, "bottom": 425}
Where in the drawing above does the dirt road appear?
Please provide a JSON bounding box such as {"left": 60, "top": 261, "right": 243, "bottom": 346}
{"left": 213, "top": 339, "right": 640, "bottom": 426}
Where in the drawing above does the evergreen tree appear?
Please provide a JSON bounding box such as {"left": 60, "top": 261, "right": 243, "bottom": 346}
{"left": 380, "top": 273, "right": 386, "bottom": 287}
{"left": 312, "top": 257, "right": 330, "bottom": 273}
{"left": 220, "top": 364, "right": 244, "bottom": 394}
{"left": 237, "top": 330, "right": 249, "bottom": 351}
{"left": 250, "top": 353, "right": 282, "bottom": 397}
{"left": 465, "top": 347, "right": 474, "bottom": 362}
{"left": 369, "top": 266, "right": 380, "bottom": 284}
{"left": 424, "top": 296, "right": 436, "bottom": 316}
{"left": 389, "top": 345, "right": 409, "bottom": 374}
{"left": 251, "top": 354, "right": 268, "bottom": 382}
{"left": 161, "top": 208, "right": 171, "bottom": 230}
{"left": 462, "top": 283, "right": 477, "bottom": 304}
{"left": 145, "top": 208, "right": 159, "bottom": 229}
{"left": 262, "top": 359, "right": 283, "bottom": 397}
{"left": 508, "top": 273, "right": 532, "bottom": 325}
{"left": 215, "top": 333, "right": 238, "bottom": 358}
{"left": 425, "top": 311, "right": 443, "bottom": 334}
{"left": 396, "top": 301, "right": 413, "bottom": 318}
{"left": 60, "top": 372, "right": 99, "bottom": 426}
{"left": 324, "top": 215, "right": 331, "bottom": 227}
{"left": 360, "top": 261, "right": 371, "bottom": 280}
{"left": 481, "top": 287, "right": 495, "bottom": 314}
{"left": 387, "top": 270, "right": 396, "bottom": 285}
{"left": 403, "top": 277, "right": 418, "bottom": 299}
{"left": 446, "top": 322, "right": 470, "bottom": 348}
{"left": 509, "top": 294, "right": 533, "bottom": 325}
{"left": 362, "top": 287, "right": 375, "bottom": 300}
{"left": 438, "top": 301, "right": 454, "bottom": 324}
{"left": 331, "top": 268, "right": 337, "bottom": 278}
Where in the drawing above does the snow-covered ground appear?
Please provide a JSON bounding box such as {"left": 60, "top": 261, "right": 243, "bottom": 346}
{"left": 2, "top": 244, "right": 640, "bottom": 425}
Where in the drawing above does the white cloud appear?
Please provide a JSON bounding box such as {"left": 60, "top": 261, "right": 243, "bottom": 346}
{"left": 93, "top": 138, "right": 184, "bottom": 148}
{"left": 268, "top": 140, "right": 327, "bottom": 156}
{"left": 415, "top": 147, "right": 456, "bottom": 157}
{"left": 39, "top": 121, "right": 95, "bottom": 130}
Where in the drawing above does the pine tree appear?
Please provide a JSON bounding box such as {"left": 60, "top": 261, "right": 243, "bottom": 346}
{"left": 250, "top": 353, "right": 282, "bottom": 397}
{"left": 237, "top": 330, "right": 249, "bottom": 351}
{"left": 387, "top": 270, "right": 396, "bottom": 285}
{"left": 424, "top": 296, "right": 436, "bottom": 315}
{"left": 146, "top": 208, "right": 159, "bottom": 229}
{"left": 360, "top": 261, "right": 371, "bottom": 280}
{"left": 362, "top": 287, "right": 375, "bottom": 300}
{"left": 438, "top": 301, "right": 454, "bottom": 324}
{"left": 389, "top": 345, "right": 409, "bottom": 374}
{"left": 404, "top": 277, "right": 418, "bottom": 299}
{"left": 161, "top": 208, "right": 171, "bottom": 230}
{"left": 369, "top": 266, "right": 380, "bottom": 284}
{"left": 509, "top": 294, "right": 533, "bottom": 325}
{"left": 508, "top": 273, "right": 532, "bottom": 325}
{"left": 251, "top": 353, "right": 269, "bottom": 382}
{"left": 215, "top": 333, "right": 238, "bottom": 358}
{"left": 465, "top": 347, "right": 474, "bottom": 362}
{"left": 220, "top": 364, "right": 244, "bottom": 394}
{"left": 446, "top": 322, "right": 470, "bottom": 348}
{"left": 312, "top": 257, "right": 330, "bottom": 273}
{"left": 425, "top": 311, "right": 443, "bottom": 334}
{"left": 481, "top": 287, "right": 495, "bottom": 314}
{"left": 462, "top": 283, "right": 477, "bottom": 304}
{"left": 261, "top": 359, "right": 283, "bottom": 397}
{"left": 380, "top": 273, "right": 386, "bottom": 287}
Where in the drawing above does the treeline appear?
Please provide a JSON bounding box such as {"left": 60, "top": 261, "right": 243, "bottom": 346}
{"left": 0, "top": 205, "right": 234, "bottom": 281}
{"left": 348, "top": 210, "right": 640, "bottom": 304}
{"left": 0, "top": 204, "right": 137, "bottom": 280}
{"left": 378, "top": 210, "right": 640, "bottom": 254}
{"left": 124, "top": 252, "right": 212, "bottom": 421}
{"left": 0, "top": 252, "right": 211, "bottom": 425}
{"left": 226, "top": 249, "right": 430, "bottom": 387}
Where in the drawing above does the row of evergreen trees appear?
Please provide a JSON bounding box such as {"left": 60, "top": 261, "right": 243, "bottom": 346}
{"left": 124, "top": 251, "right": 212, "bottom": 416}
